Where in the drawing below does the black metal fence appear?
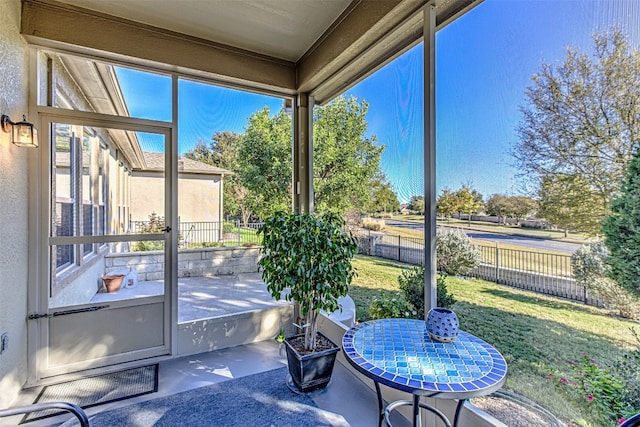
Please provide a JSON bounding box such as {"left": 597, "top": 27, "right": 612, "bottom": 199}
{"left": 129, "top": 220, "right": 263, "bottom": 247}
{"left": 353, "top": 228, "right": 604, "bottom": 307}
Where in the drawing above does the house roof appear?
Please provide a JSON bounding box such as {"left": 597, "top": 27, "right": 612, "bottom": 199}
{"left": 141, "top": 152, "right": 232, "bottom": 176}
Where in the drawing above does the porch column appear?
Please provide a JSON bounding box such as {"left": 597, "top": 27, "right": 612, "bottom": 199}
{"left": 292, "top": 93, "right": 314, "bottom": 214}
{"left": 423, "top": 3, "right": 437, "bottom": 315}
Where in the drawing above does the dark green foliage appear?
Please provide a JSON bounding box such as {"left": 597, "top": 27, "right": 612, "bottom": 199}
{"left": 398, "top": 266, "right": 424, "bottom": 317}
{"left": 602, "top": 147, "right": 640, "bottom": 297}
{"left": 611, "top": 329, "right": 640, "bottom": 419}
{"left": 553, "top": 330, "right": 640, "bottom": 423}
{"left": 368, "top": 291, "right": 415, "bottom": 320}
{"left": 397, "top": 266, "right": 457, "bottom": 319}
{"left": 258, "top": 212, "right": 358, "bottom": 351}
{"left": 437, "top": 274, "right": 457, "bottom": 309}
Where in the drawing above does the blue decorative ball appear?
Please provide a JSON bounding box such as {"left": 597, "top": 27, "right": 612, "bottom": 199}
{"left": 426, "top": 308, "right": 459, "bottom": 343}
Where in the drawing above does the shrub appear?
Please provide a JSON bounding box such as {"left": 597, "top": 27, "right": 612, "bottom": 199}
{"left": 436, "top": 228, "right": 481, "bottom": 276}
{"left": 572, "top": 240, "right": 640, "bottom": 320}
{"left": 551, "top": 353, "right": 627, "bottom": 424}
{"left": 139, "top": 211, "right": 165, "bottom": 233}
{"left": 551, "top": 331, "right": 640, "bottom": 424}
{"left": 398, "top": 267, "right": 425, "bottom": 316}
{"left": 397, "top": 266, "right": 457, "bottom": 319}
{"left": 362, "top": 218, "right": 384, "bottom": 231}
{"left": 131, "top": 212, "right": 166, "bottom": 252}
{"left": 223, "top": 221, "right": 236, "bottom": 233}
{"left": 369, "top": 291, "right": 416, "bottom": 319}
{"left": 437, "top": 274, "right": 457, "bottom": 309}
{"left": 610, "top": 329, "right": 640, "bottom": 419}
{"left": 183, "top": 242, "right": 222, "bottom": 249}
{"left": 131, "top": 241, "right": 164, "bottom": 252}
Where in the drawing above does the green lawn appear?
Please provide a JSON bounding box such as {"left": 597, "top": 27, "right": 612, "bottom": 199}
{"left": 350, "top": 254, "right": 638, "bottom": 427}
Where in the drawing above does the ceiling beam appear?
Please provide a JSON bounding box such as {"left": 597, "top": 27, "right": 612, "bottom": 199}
{"left": 296, "top": 0, "right": 423, "bottom": 96}
{"left": 299, "top": 0, "right": 483, "bottom": 104}
{"left": 21, "top": 0, "right": 297, "bottom": 93}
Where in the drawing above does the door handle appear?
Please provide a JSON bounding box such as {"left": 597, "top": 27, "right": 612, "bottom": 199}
{"left": 28, "top": 305, "right": 110, "bottom": 320}
{"left": 161, "top": 226, "right": 171, "bottom": 233}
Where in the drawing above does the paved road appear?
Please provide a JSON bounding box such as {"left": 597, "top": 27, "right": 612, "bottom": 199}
{"left": 385, "top": 219, "right": 581, "bottom": 254}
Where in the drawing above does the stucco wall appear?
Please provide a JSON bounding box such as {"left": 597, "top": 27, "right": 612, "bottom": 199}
{"left": 0, "top": 0, "right": 30, "bottom": 408}
{"left": 131, "top": 171, "right": 223, "bottom": 223}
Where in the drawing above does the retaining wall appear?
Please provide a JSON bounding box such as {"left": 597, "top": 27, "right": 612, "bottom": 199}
{"left": 105, "top": 246, "right": 261, "bottom": 280}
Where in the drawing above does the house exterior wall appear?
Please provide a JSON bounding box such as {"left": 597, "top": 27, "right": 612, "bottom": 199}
{"left": 131, "top": 171, "right": 223, "bottom": 224}
{"left": 0, "top": 0, "right": 30, "bottom": 408}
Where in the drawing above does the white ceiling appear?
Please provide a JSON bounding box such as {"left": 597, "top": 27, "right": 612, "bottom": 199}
{"left": 55, "top": 0, "right": 353, "bottom": 62}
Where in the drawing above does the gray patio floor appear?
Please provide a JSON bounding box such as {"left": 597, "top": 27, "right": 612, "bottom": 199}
{"left": 5, "top": 340, "right": 409, "bottom": 427}
{"left": 91, "top": 272, "right": 291, "bottom": 322}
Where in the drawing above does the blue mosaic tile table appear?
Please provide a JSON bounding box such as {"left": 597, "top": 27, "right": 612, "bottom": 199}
{"left": 342, "top": 318, "right": 508, "bottom": 427}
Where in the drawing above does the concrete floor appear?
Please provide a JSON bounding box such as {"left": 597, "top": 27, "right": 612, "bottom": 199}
{"left": 91, "top": 272, "right": 355, "bottom": 325}
{"left": 91, "top": 272, "right": 291, "bottom": 322}
{"left": 4, "top": 340, "right": 409, "bottom": 427}
{"left": 2, "top": 275, "right": 402, "bottom": 426}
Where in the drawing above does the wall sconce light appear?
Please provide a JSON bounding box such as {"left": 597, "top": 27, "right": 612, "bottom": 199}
{"left": 1, "top": 114, "right": 39, "bottom": 148}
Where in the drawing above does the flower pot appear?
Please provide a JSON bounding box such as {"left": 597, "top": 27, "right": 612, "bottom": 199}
{"left": 426, "top": 307, "right": 459, "bottom": 343}
{"left": 284, "top": 332, "right": 340, "bottom": 393}
{"left": 102, "top": 274, "right": 125, "bottom": 293}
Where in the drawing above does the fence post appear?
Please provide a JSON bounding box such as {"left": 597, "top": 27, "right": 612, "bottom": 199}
{"left": 398, "top": 235, "right": 401, "bottom": 261}
{"left": 583, "top": 285, "right": 588, "bottom": 304}
{"left": 495, "top": 242, "right": 500, "bottom": 284}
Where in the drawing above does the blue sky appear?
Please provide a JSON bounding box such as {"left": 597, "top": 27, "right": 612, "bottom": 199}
{"left": 117, "top": 0, "right": 640, "bottom": 204}
{"left": 346, "top": 0, "right": 640, "bottom": 203}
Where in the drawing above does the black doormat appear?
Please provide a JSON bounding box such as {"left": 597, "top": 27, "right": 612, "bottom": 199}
{"left": 21, "top": 364, "right": 158, "bottom": 424}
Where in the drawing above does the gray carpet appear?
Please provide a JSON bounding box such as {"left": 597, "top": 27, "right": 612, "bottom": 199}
{"left": 23, "top": 365, "right": 158, "bottom": 423}
{"left": 56, "top": 367, "right": 348, "bottom": 427}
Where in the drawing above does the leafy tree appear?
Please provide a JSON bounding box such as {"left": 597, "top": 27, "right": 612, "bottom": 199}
{"left": 436, "top": 188, "right": 459, "bottom": 220}
{"left": 313, "top": 96, "right": 383, "bottom": 214}
{"left": 486, "top": 194, "right": 537, "bottom": 225}
{"left": 510, "top": 196, "right": 538, "bottom": 225}
{"left": 602, "top": 147, "right": 640, "bottom": 298}
{"left": 367, "top": 173, "right": 400, "bottom": 213}
{"left": 185, "top": 137, "right": 217, "bottom": 165}
{"left": 514, "top": 30, "right": 640, "bottom": 230}
{"left": 537, "top": 174, "right": 604, "bottom": 236}
{"left": 454, "top": 184, "right": 484, "bottom": 227}
{"left": 239, "top": 107, "right": 293, "bottom": 219}
{"left": 186, "top": 96, "right": 383, "bottom": 220}
{"left": 485, "top": 194, "right": 511, "bottom": 224}
{"left": 409, "top": 195, "right": 425, "bottom": 214}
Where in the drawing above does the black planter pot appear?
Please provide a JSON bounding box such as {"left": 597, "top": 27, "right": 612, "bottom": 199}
{"left": 284, "top": 332, "right": 340, "bottom": 393}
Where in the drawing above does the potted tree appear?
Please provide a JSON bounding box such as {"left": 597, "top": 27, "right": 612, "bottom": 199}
{"left": 258, "top": 211, "right": 358, "bottom": 392}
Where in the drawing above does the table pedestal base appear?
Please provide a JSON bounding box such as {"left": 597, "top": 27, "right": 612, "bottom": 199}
{"left": 375, "top": 381, "right": 466, "bottom": 427}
